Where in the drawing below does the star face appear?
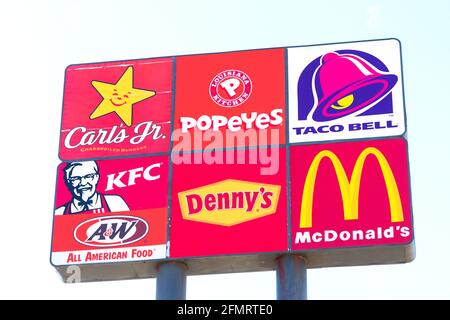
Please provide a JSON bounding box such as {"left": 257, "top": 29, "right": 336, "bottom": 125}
{"left": 90, "top": 66, "right": 156, "bottom": 126}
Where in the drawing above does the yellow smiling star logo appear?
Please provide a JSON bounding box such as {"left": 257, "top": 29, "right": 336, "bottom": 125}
{"left": 90, "top": 66, "right": 156, "bottom": 126}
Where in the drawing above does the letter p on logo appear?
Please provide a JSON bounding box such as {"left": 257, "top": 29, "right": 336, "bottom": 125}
{"left": 220, "top": 78, "right": 241, "bottom": 97}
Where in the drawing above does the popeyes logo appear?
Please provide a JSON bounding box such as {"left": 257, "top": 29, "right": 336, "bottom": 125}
{"left": 209, "top": 69, "right": 252, "bottom": 107}
{"left": 178, "top": 179, "right": 281, "bottom": 226}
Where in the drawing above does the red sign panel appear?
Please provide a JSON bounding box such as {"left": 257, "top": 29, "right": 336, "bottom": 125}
{"left": 59, "top": 58, "right": 173, "bottom": 160}
{"left": 51, "top": 155, "right": 169, "bottom": 265}
{"left": 290, "top": 138, "right": 413, "bottom": 250}
{"left": 173, "top": 49, "right": 286, "bottom": 151}
{"left": 51, "top": 43, "right": 414, "bottom": 281}
{"left": 169, "top": 148, "right": 288, "bottom": 258}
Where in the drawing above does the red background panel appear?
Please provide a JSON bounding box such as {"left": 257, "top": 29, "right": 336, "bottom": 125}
{"left": 54, "top": 155, "right": 169, "bottom": 211}
{"left": 52, "top": 208, "right": 167, "bottom": 252}
{"left": 52, "top": 155, "right": 170, "bottom": 252}
{"left": 60, "top": 58, "right": 172, "bottom": 160}
{"left": 170, "top": 148, "right": 288, "bottom": 258}
{"left": 174, "top": 49, "right": 286, "bottom": 149}
{"left": 290, "top": 138, "right": 413, "bottom": 250}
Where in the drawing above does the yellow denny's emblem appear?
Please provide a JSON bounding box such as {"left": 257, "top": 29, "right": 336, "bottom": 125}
{"left": 90, "top": 66, "right": 156, "bottom": 126}
{"left": 178, "top": 179, "right": 281, "bottom": 226}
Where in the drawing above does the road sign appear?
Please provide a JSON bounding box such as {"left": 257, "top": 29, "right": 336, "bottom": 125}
{"left": 170, "top": 148, "right": 287, "bottom": 258}
{"left": 174, "top": 49, "right": 286, "bottom": 150}
{"left": 59, "top": 58, "right": 173, "bottom": 160}
{"left": 51, "top": 39, "right": 413, "bottom": 284}
{"left": 51, "top": 156, "right": 169, "bottom": 268}
{"left": 288, "top": 39, "right": 405, "bottom": 144}
{"left": 289, "top": 138, "right": 413, "bottom": 266}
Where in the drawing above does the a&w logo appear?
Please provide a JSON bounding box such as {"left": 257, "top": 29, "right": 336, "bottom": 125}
{"left": 74, "top": 215, "right": 148, "bottom": 247}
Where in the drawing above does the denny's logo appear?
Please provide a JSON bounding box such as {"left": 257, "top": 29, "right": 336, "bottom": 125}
{"left": 178, "top": 179, "right": 281, "bottom": 226}
{"left": 300, "top": 147, "right": 404, "bottom": 228}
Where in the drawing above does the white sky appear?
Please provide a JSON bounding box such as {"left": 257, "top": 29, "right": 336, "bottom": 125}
{"left": 0, "top": 0, "right": 449, "bottom": 299}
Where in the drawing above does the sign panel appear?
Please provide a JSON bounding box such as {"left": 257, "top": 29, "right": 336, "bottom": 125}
{"left": 169, "top": 148, "right": 287, "bottom": 258}
{"left": 288, "top": 39, "right": 405, "bottom": 143}
{"left": 289, "top": 138, "right": 413, "bottom": 251}
{"left": 51, "top": 155, "right": 169, "bottom": 265}
{"left": 174, "top": 49, "right": 286, "bottom": 151}
{"left": 51, "top": 39, "right": 414, "bottom": 282}
{"left": 59, "top": 58, "right": 173, "bottom": 160}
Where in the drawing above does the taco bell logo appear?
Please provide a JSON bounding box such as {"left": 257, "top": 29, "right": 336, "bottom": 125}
{"left": 299, "top": 50, "right": 397, "bottom": 121}
{"left": 288, "top": 40, "right": 406, "bottom": 143}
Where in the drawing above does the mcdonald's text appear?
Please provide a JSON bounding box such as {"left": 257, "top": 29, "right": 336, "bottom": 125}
{"left": 290, "top": 139, "right": 413, "bottom": 251}
{"left": 295, "top": 226, "right": 411, "bottom": 244}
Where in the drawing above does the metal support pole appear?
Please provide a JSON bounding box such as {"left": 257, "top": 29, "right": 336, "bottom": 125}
{"left": 276, "top": 255, "right": 307, "bottom": 300}
{"left": 156, "top": 261, "right": 187, "bottom": 300}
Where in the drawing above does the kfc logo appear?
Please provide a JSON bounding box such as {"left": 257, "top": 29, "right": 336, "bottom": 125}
{"left": 54, "top": 161, "right": 129, "bottom": 215}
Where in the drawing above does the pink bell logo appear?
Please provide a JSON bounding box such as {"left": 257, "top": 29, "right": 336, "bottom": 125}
{"left": 297, "top": 50, "right": 398, "bottom": 122}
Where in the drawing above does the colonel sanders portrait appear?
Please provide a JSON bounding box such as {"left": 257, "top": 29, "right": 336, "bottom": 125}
{"left": 54, "top": 161, "right": 129, "bottom": 215}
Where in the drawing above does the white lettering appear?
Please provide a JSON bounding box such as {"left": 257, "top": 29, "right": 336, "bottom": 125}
{"left": 295, "top": 226, "right": 407, "bottom": 244}
{"left": 64, "top": 127, "right": 86, "bottom": 149}
{"left": 180, "top": 117, "right": 196, "bottom": 133}
{"left": 131, "top": 121, "right": 164, "bottom": 144}
{"left": 127, "top": 167, "right": 143, "bottom": 186}
{"left": 106, "top": 171, "right": 128, "bottom": 191}
{"left": 105, "top": 164, "right": 162, "bottom": 191}
{"left": 143, "top": 163, "right": 161, "bottom": 181}
{"left": 241, "top": 112, "right": 258, "bottom": 129}
{"left": 63, "top": 121, "right": 164, "bottom": 149}
{"left": 211, "top": 115, "right": 228, "bottom": 131}
{"left": 295, "top": 232, "right": 311, "bottom": 244}
{"left": 228, "top": 116, "right": 242, "bottom": 132}
{"left": 311, "top": 232, "right": 322, "bottom": 242}
{"left": 179, "top": 108, "right": 284, "bottom": 133}
{"left": 197, "top": 115, "right": 212, "bottom": 131}
{"left": 256, "top": 113, "right": 271, "bottom": 129}
{"left": 325, "top": 230, "right": 338, "bottom": 242}
{"left": 270, "top": 108, "right": 283, "bottom": 125}
{"left": 220, "top": 78, "right": 241, "bottom": 97}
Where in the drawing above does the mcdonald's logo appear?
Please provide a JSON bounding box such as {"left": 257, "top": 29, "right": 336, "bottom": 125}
{"left": 299, "top": 146, "right": 404, "bottom": 229}
{"left": 290, "top": 138, "right": 413, "bottom": 251}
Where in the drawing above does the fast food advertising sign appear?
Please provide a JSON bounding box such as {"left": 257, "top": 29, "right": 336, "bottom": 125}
{"left": 52, "top": 156, "right": 168, "bottom": 266}
{"left": 51, "top": 39, "right": 414, "bottom": 282}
